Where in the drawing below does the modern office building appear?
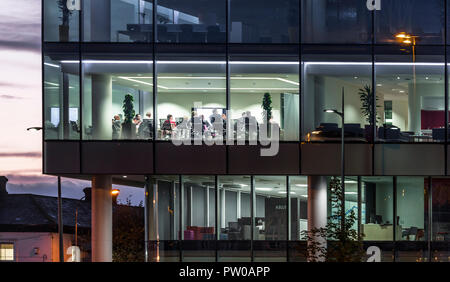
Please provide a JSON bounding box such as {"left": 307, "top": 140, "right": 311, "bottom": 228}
{"left": 42, "top": 0, "right": 450, "bottom": 262}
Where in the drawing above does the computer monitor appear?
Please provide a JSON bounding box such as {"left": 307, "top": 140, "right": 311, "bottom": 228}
{"left": 375, "top": 215, "right": 383, "bottom": 224}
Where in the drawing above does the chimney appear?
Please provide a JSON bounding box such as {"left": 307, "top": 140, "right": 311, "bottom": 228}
{"left": 0, "top": 176, "right": 8, "bottom": 197}
{"left": 83, "top": 187, "right": 91, "bottom": 202}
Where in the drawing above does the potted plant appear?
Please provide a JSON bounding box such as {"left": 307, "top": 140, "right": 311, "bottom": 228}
{"left": 58, "top": 0, "right": 72, "bottom": 42}
{"left": 261, "top": 92, "right": 273, "bottom": 137}
{"left": 122, "top": 94, "right": 136, "bottom": 139}
{"left": 359, "top": 85, "right": 380, "bottom": 141}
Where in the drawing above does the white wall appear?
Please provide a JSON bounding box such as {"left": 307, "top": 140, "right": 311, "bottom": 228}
{"left": 0, "top": 232, "right": 74, "bottom": 262}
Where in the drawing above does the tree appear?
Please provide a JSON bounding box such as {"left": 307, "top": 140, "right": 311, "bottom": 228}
{"left": 301, "top": 177, "right": 365, "bottom": 262}
{"left": 112, "top": 198, "right": 145, "bottom": 262}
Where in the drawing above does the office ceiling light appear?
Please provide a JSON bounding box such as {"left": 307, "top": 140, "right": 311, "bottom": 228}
{"left": 345, "top": 180, "right": 358, "bottom": 184}
{"left": 44, "top": 62, "right": 60, "bottom": 68}
{"left": 344, "top": 192, "right": 358, "bottom": 195}
{"left": 278, "top": 191, "right": 296, "bottom": 194}
{"left": 301, "top": 195, "right": 308, "bottom": 198}
{"left": 158, "top": 61, "right": 226, "bottom": 64}
{"left": 295, "top": 184, "right": 308, "bottom": 187}
{"left": 255, "top": 187, "right": 273, "bottom": 191}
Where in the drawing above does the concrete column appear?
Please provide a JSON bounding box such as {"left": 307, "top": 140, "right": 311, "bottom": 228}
{"left": 92, "top": 74, "right": 112, "bottom": 140}
{"left": 91, "top": 175, "right": 112, "bottom": 262}
{"left": 236, "top": 191, "right": 241, "bottom": 219}
{"left": 408, "top": 82, "right": 420, "bottom": 134}
{"left": 220, "top": 188, "right": 226, "bottom": 229}
{"left": 90, "top": 0, "right": 111, "bottom": 42}
{"left": 307, "top": 176, "right": 327, "bottom": 261}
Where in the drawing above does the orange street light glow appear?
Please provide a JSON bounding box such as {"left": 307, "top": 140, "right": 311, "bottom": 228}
{"left": 111, "top": 189, "right": 120, "bottom": 196}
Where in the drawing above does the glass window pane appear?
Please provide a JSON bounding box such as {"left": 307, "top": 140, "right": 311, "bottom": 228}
{"left": 156, "top": 52, "right": 226, "bottom": 141}
{"left": 376, "top": 0, "right": 445, "bottom": 45}
{"left": 375, "top": 45, "right": 445, "bottom": 142}
{"left": 82, "top": 48, "right": 153, "bottom": 140}
{"left": 157, "top": 0, "right": 225, "bottom": 43}
{"left": 83, "top": 0, "right": 153, "bottom": 42}
{"left": 230, "top": 51, "right": 300, "bottom": 141}
{"left": 0, "top": 244, "right": 14, "bottom": 261}
{"left": 44, "top": 0, "right": 80, "bottom": 42}
{"left": 182, "top": 175, "right": 216, "bottom": 262}
{"left": 302, "top": 45, "right": 373, "bottom": 142}
{"left": 44, "top": 52, "right": 80, "bottom": 140}
{"left": 395, "top": 177, "right": 428, "bottom": 262}
{"left": 430, "top": 177, "right": 450, "bottom": 261}
{"left": 254, "top": 176, "right": 287, "bottom": 262}
{"left": 302, "top": 0, "right": 372, "bottom": 44}
{"left": 230, "top": 0, "right": 299, "bottom": 43}
{"left": 361, "top": 176, "right": 395, "bottom": 241}
{"left": 217, "top": 176, "right": 251, "bottom": 262}
{"left": 149, "top": 176, "right": 180, "bottom": 262}
{"left": 289, "top": 176, "right": 308, "bottom": 241}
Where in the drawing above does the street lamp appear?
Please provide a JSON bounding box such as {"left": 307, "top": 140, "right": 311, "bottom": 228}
{"left": 324, "top": 87, "right": 345, "bottom": 231}
{"left": 26, "top": 126, "right": 64, "bottom": 262}
{"left": 112, "top": 189, "right": 120, "bottom": 205}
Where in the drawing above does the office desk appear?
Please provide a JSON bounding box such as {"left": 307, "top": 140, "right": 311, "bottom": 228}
{"left": 362, "top": 224, "right": 402, "bottom": 241}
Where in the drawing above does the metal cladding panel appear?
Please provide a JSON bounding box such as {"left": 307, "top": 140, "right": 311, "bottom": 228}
{"left": 82, "top": 142, "right": 153, "bottom": 174}
{"left": 301, "top": 143, "right": 372, "bottom": 175}
{"left": 44, "top": 142, "right": 80, "bottom": 174}
{"left": 155, "top": 143, "right": 226, "bottom": 174}
{"left": 228, "top": 143, "right": 300, "bottom": 175}
{"left": 375, "top": 144, "right": 444, "bottom": 176}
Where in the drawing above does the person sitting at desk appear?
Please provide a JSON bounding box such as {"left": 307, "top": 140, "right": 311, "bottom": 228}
{"left": 162, "top": 114, "right": 176, "bottom": 139}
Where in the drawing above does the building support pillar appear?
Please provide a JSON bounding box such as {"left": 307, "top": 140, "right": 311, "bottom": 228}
{"left": 91, "top": 175, "right": 112, "bottom": 262}
{"left": 91, "top": 74, "right": 112, "bottom": 140}
{"left": 307, "top": 176, "right": 327, "bottom": 261}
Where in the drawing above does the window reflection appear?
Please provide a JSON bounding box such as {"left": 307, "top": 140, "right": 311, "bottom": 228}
{"left": 157, "top": 0, "right": 226, "bottom": 43}
{"left": 82, "top": 53, "right": 154, "bottom": 140}
{"left": 361, "top": 177, "right": 396, "bottom": 241}
{"left": 44, "top": 53, "right": 80, "bottom": 140}
{"left": 375, "top": 46, "right": 445, "bottom": 142}
{"left": 302, "top": 46, "right": 373, "bottom": 142}
{"left": 83, "top": 0, "right": 154, "bottom": 42}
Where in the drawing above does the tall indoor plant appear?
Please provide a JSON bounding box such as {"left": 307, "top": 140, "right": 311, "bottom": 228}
{"left": 261, "top": 93, "right": 273, "bottom": 137}
{"left": 359, "top": 85, "right": 380, "bottom": 141}
{"left": 122, "top": 94, "right": 136, "bottom": 139}
{"left": 58, "top": 0, "right": 73, "bottom": 42}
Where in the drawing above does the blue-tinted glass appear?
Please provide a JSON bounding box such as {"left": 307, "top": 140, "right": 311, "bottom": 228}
{"left": 44, "top": 0, "right": 80, "bottom": 42}
{"left": 157, "top": 0, "right": 226, "bottom": 43}
{"left": 376, "top": 0, "right": 444, "bottom": 44}
{"left": 83, "top": 0, "right": 153, "bottom": 42}
{"left": 230, "top": 0, "right": 299, "bottom": 43}
{"left": 302, "top": 0, "right": 371, "bottom": 44}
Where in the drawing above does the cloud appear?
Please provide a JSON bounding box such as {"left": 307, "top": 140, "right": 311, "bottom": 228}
{"left": 0, "top": 94, "right": 25, "bottom": 100}
{"left": 5, "top": 177, "right": 144, "bottom": 206}
{"left": 0, "top": 152, "right": 41, "bottom": 158}
{"left": 0, "top": 40, "right": 41, "bottom": 53}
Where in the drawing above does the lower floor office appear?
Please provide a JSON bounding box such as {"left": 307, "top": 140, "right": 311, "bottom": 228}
{"left": 139, "top": 174, "right": 450, "bottom": 262}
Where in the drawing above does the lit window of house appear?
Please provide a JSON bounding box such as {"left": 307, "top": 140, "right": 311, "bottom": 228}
{"left": 0, "top": 243, "right": 14, "bottom": 261}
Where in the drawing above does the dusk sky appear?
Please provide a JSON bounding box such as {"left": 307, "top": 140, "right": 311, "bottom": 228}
{"left": 0, "top": 0, "right": 143, "bottom": 205}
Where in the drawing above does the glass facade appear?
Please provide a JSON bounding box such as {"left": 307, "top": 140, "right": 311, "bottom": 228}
{"left": 142, "top": 175, "right": 450, "bottom": 262}
{"left": 43, "top": 0, "right": 450, "bottom": 143}
{"left": 42, "top": 0, "right": 450, "bottom": 263}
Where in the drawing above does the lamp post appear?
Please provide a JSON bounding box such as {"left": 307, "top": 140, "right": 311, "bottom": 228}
{"left": 395, "top": 32, "right": 419, "bottom": 135}
{"left": 324, "top": 87, "right": 345, "bottom": 231}
{"left": 26, "top": 126, "right": 64, "bottom": 262}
